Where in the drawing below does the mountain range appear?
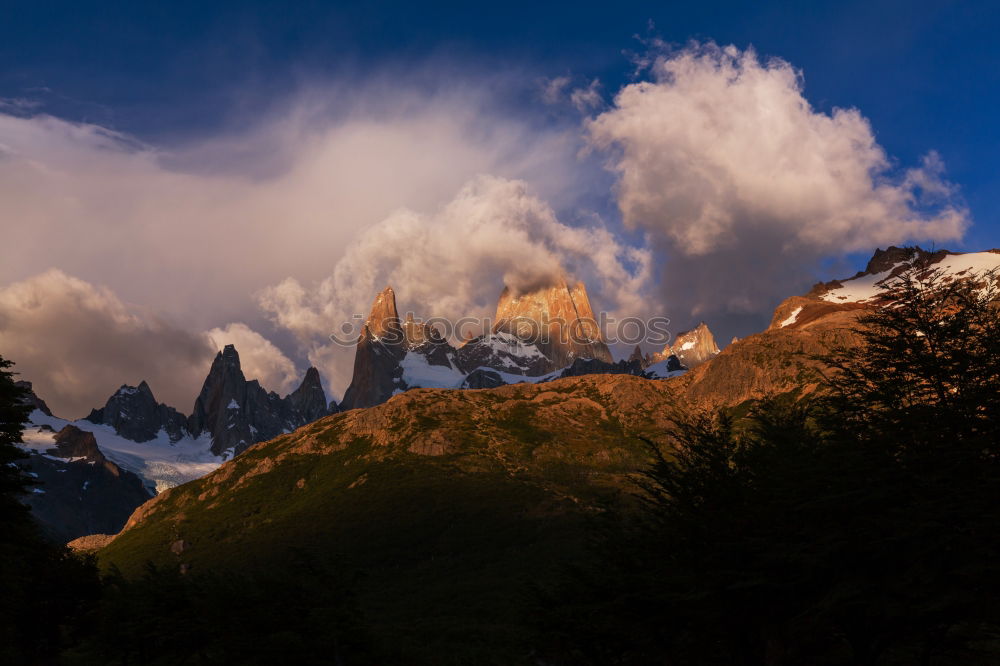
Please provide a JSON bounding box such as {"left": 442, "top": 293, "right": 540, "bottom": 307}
{"left": 9, "top": 245, "right": 998, "bottom": 660}
{"left": 15, "top": 346, "right": 333, "bottom": 541}
{"left": 13, "top": 275, "right": 700, "bottom": 542}
{"left": 340, "top": 278, "right": 695, "bottom": 409}
{"left": 20, "top": 246, "right": 1000, "bottom": 566}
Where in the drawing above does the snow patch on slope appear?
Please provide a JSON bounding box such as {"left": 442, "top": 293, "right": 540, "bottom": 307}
{"left": 779, "top": 306, "right": 803, "bottom": 328}
{"left": 22, "top": 409, "right": 223, "bottom": 494}
{"left": 399, "top": 352, "right": 467, "bottom": 389}
{"left": 645, "top": 359, "right": 688, "bottom": 379}
{"left": 466, "top": 366, "right": 563, "bottom": 386}
{"left": 822, "top": 251, "right": 1000, "bottom": 303}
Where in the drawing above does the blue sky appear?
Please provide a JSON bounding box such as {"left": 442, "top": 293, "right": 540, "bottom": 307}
{"left": 4, "top": 0, "right": 997, "bottom": 244}
{"left": 3, "top": 0, "right": 999, "bottom": 413}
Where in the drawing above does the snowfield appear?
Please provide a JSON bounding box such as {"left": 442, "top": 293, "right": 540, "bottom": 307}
{"left": 399, "top": 352, "right": 467, "bottom": 389}
{"left": 21, "top": 409, "right": 224, "bottom": 494}
{"left": 779, "top": 307, "right": 803, "bottom": 328}
{"left": 822, "top": 251, "right": 1000, "bottom": 303}
{"left": 645, "top": 359, "right": 688, "bottom": 380}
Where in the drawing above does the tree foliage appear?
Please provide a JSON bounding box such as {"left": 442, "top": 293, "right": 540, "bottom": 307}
{"left": 538, "top": 266, "right": 1000, "bottom": 665}
{"left": 64, "top": 553, "right": 373, "bottom": 665}
{"left": 0, "top": 356, "right": 33, "bottom": 501}
{"left": 0, "top": 356, "right": 102, "bottom": 665}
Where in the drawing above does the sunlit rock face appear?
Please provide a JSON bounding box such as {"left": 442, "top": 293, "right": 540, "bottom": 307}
{"left": 493, "top": 278, "right": 613, "bottom": 370}
{"left": 17, "top": 423, "right": 152, "bottom": 542}
{"left": 651, "top": 322, "right": 720, "bottom": 370}
{"left": 339, "top": 286, "right": 461, "bottom": 411}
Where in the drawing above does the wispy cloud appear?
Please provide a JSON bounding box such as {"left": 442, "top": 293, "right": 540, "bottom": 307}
{"left": 258, "top": 175, "right": 652, "bottom": 394}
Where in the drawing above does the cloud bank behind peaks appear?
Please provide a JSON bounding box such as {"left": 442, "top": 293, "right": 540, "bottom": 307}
{"left": 0, "top": 270, "right": 302, "bottom": 418}
{"left": 205, "top": 322, "right": 300, "bottom": 395}
{"left": 259, "top": 175, "right": 653, "bottom": 394}
{"left": 588, "top": 42, "right": 969, "bottom": 327}
{"left": 0, "top": 270, "right": 214, "bottom": 418}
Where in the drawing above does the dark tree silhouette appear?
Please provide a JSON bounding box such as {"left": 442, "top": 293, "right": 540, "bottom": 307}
{"left": 538, "top": 266, "right": 1000, "bottom": 665}
{"left": 0, "top": 356, "right": 101, "bottom": 665}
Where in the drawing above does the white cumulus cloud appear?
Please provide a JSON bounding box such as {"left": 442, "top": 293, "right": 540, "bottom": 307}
{"left": 205, "top": 323, "right": 300, "bottom": 395}
{"left": 258, "top": 175, "right": 652, "bottom": 395}
{"left": 0, "top": 270, "right": 215, "bottom": 418}
{"left": 587, "top": 42, "right": 969, "bottom": 332}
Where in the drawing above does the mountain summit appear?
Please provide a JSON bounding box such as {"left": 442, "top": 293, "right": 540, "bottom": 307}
{"left": 340, "top": 278, "right": 628, "bottom": 409}
{"left": 86, "top": 381, "right": 188, "bottom": 443}
{"left": 85, "top": 344, "right": 332, "bottom": 458}
{"left": 339, "top": 286, "right": 459, "bottom": 410}
{"left": 188, "top": 344, "right": 332, "bottom": 457}
{"left": 493, "top": 278, "right": 613, "bottom": 369}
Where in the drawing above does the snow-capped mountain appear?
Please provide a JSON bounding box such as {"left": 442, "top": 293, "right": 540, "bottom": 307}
{"left": 17, "top": 416, "right": 153, "bottom": 542}
{"left": 86, "top": 381, "right": 188, "bottom": 443}
{"left": 14, "top": 350, "right": 334, "bottom": 540}
{"left": 817, "top": 247, "right": 1000, "bottom": 304}
{"left": 84, "top": 345, "right": 332, "bottom": 459}
{"left": 26, "top": 395, "right": 221, "bottom": 496}
{"left": 339, "top": 279, "right": 688, "bottom": 409}
{"left": 21, "top": 347, "right": 333, "bottom": 495}
{"left": 650, "top": 322, "right": 721, "bottom": 370}
{"left": 767, "top": 247, "right": 1000, "bottom": 333}
{"left": 455, "top": 332, "right": 551, "bottom": 376}
{"left": 187, "top": 345, "right": 333, "bottom": 457}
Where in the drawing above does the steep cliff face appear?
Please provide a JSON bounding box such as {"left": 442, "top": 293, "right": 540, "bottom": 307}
{"left": 674, "top": 308, "right": 863, "bottom": 410}
{"left": 493, "top": 278, "right": 613, "bottom": 369}
{"left": 188, "top": 345, "right": 260, "bottom": 456}
{"left": 285, "top": 367, "right": 332, "bottom": 424}
{"left": 339, "top": 287, "right": 464, "bottom": 410}
{"left": 649, "top": 322, "right": 721, "bottom": 370}
{"left": 340, "top": 287, "right": 408, "bottom": 411}
{"left": 673, "top": 322, "right": 721, "bottom": 369}
{"left": 18, "top": 424, "right": 152, "bottom": 542}
{"left": 341, "top": 279, "right": 631, "bottom": 409}
{"left": 187, "top": 345, "right": 330, "bottom": 456}
{"left": 15, "top": 380, "right": 52, "bottom": 416}
{"left": 86, "top": 381, "right": 189, "bottom": 442}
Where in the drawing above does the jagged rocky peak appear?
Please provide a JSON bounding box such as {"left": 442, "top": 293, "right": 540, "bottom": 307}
{"left": 49, "top": 425, "right": 105, "bottom": 462}
{"left": 340, "top": 287, "right": 410, "bottom": 411}
{"left": 341, "top": 277, "right": 685, "bottom": 411}
{"left": 493, "top": 277, "right": 613, "bottom": 370}
{"left": 188, "top": 344, "right": 330, "bottom": 457}
{"left": 809, "top": 246, "right": 1000, "bottom": 306}
{"left": 188, "top": 344, "right": 254, "bottom": 456}
{"left": 365, "top": 285, "right": 405, "bottom": 343}
{"left": 862, "top": 245, "right": 949, "bottom": 276}
{"left": 402, "top": 312, "right": 434, "bottom": 347}
{"left": 286, "top": 366, "right": 333, "bottom": 422}
{"left": 672, "top": 322, "right": 721, "bottom": 369}
{"left": 15, "top": 380, "right": 52, "bottom": 416}
{"left": 341, "top": 286, "right": 459, "bottom": 410}
{"left": 455, "top": 331, "right": 551, "bottom": 376}
{"left": 628, "top": 345, "right": 649, "bottom": 369}
{"left": 86, "top": 380, "right": 188, "bottom": 443}
{"left": 652, "top": 322, "right": 720, "bottom": 370}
